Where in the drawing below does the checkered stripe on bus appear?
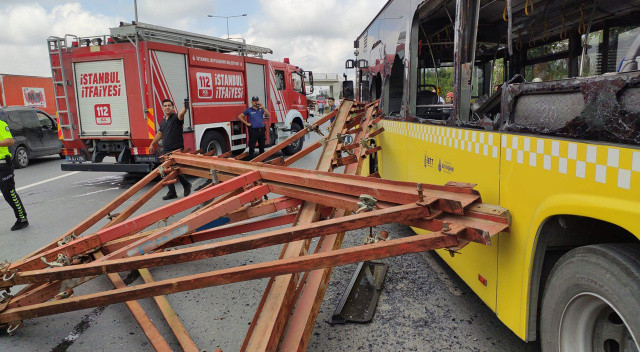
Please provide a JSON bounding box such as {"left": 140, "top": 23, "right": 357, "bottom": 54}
{"left": 383, "top": 121, "right": 499, "bottom": 159}
{"left": 502, "top": 135, "right": 639, "bottom": 190}
{"left": 382, "top": 120, "right": 639, "bottom": 190}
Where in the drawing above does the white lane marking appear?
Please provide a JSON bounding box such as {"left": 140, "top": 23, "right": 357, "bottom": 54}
{"left": 73, "top": 187, "right": 119, "bottom": 198}
{"left": 16, "top": 171, "right": 81, "bottom": 191}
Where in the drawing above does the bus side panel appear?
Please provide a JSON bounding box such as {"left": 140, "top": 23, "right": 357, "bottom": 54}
{"left": 380, "top": 120, "right": 501, "bottom": 310}
{"left": 497, "top": 135, "right": 640, "bottom": 340}
{"left": 378, "top": 120, "right": 409, "bottom": 181}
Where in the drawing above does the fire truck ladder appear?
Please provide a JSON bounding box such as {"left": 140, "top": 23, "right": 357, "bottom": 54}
{"left": 47, "top": 36, "right": 75, "bottom": 141}
{"left": 109, "top": 22, "right": 273, "bottom": 57}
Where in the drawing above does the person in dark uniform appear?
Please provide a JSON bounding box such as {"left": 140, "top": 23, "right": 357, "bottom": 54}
{"left": 0, "top": 118, "right": 28, "bottom": 230}
{"left": 149, "top": 98, "right": 191, "bottom": 200}
{"left": 237, "top": 96, "right": 270, "bottom": 159}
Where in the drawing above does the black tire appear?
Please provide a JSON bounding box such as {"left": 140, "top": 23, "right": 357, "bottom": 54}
{"left": 269, "top": 125, "right": 277, "bottom": 146}
{"left": 200, "top": 131, "right": 228, "bottom": 156}
{"left": 13, "top": 145, "right": 29, "bottom": 168}
{"left": 282, "top": 122, "right": 304, "bottom": 156}
{"left": 540, "top": 244, "right": 640, "bottom": 352}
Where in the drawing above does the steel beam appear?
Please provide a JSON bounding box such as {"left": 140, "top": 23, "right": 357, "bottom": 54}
{"left": 93, "top": 251, "right": 173, "bottom": 352}
{"left": 242, "top": 99, "right": 356, "bottom": 351}
{"left": 170, "top": 154, "right": 480, "bottom": 214}
{"left": 251, "top": 109, "right": 339, "bottom": 163}
{"left": 10, "top": 171, "right": 261, "bottom": 272}
{"left": 103, "top": 183, "right": 270, "bottom": 260}
{"left": 15, "top": 160, "right": 173, "bottom": 263}
{"left": 0, "top": 232, "right": 457, "bottom": 324}
{"left": 3, "top": 204, "right": 429, "bottom": 286}
{"left": 280, "top": 101, "right": 379, "bottom": 351}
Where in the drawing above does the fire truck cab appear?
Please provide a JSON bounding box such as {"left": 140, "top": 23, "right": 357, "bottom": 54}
{"left": 49, "top": 22, "right": 312, "bottom": 172}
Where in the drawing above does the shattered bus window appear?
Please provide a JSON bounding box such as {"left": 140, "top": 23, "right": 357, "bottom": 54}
{"left": 501, "top": 73, "right": 640, "bottom": 146}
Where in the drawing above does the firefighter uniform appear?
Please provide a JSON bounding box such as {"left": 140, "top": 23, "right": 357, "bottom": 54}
{"left": 0, "top": 120, "right": 28, "bottom": 231}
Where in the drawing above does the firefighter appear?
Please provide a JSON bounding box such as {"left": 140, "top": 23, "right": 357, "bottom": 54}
{"left": 149, "top": 98, "right": 191, "bottom": 200}
{"left": 0, "top": 118, "right": 28, "bottom": 231}
{"left": 238, "top": 96, "right": 270, "bottom": 160}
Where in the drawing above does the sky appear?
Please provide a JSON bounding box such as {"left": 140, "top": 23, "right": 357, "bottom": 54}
{"left": 0, "top": 0, "right": 387, "bottom": 81}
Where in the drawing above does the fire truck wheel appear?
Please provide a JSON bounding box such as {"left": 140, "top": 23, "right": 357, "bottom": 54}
{"left": 282, "top": 122, "right": 303, "bottom": 156}
{"left": 200, "top": 131, "right": 228, "bottom": 156}
{"left": 13, "top": 146, "right": 29, "bottom": 169}
{"left": 540, "top": 244, "right": 640, "bottom": 352}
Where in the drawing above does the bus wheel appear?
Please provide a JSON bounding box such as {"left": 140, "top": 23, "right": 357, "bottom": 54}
{"left": 540, "top": 244, "right": 640, "bottom": 352}
{"left": 282, "top": 122, "right": 303, "bottom": 156}
{"left": 200, "top": 131, "right": 228, "bottom": 156}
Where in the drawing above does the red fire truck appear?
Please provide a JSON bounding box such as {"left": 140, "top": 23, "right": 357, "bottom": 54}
{"left": 49, "top": 22, "right": 313, "bottom": 172}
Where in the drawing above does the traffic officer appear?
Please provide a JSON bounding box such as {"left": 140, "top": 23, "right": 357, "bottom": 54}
{"left": 0, "top": 118, "right": 28, "bottom": 231}
{"left": 238, "top": 96, "right": 270, "bottom": 159}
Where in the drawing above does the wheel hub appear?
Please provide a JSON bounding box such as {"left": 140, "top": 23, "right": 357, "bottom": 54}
{"left": 207, "top": 141, "right": 222, "bottom": 156}
{"left": 17, "top": 149, "right": 28, "bottom": 166}
{"left": 560, "top": 293, "right": 639, "bottom": 352}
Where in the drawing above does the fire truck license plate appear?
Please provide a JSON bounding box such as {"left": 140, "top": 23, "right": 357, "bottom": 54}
{"left": 66, "top": 155, "right": 86, "bottom": 163}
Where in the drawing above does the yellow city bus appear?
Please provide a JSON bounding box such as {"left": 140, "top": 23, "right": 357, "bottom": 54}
{"left": 350, "top": 1, "right": 640, "bottom": 350}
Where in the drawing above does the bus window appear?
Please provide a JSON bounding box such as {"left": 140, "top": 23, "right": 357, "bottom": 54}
{"left": 524, "top": 59, "right": 569, "bottom": 82}
{"left": 610, "top": 26, "right": 640, "bottom": 72}
{"left": 419, "top": 67, "right": 453, "bottom": 97}
{"left": 491, "top": 57, "right": 506, "bottom": 89}
{"left": 581, "top": 26, "right": 640, "bottom": 76}
{"left": 581, "top": 30, "right": 604, "bottom": 77}
{"left": 387, "top": 54, "right": 404, "bottom": 116}
{"left": 413, "top": 6, "right": 456, "bottom": 121}
{"left": 472, "top": 64, "right": 484, "bottom": 98}
{"left": 524, "top": 39, "right": 570, "bottom": 82}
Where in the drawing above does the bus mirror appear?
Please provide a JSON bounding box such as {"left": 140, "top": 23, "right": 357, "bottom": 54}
{"left": 342, "top": 80, "right": 354, "bottom": 100}
{"left": 345, "top": 59, "right": 355, "bottom": 69}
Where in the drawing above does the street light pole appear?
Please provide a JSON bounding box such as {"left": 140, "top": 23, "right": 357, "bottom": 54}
{"left": 207, "top": 14, "right": 248, "bottom": 39}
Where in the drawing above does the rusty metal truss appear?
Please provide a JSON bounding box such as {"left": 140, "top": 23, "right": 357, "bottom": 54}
{"left": 0, "top": 100, "right": 510, "bottom": 351}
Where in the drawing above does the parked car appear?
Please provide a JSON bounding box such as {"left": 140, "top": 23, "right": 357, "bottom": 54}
{"left": 0, "top": 106, "right": 63, "bottom": 168}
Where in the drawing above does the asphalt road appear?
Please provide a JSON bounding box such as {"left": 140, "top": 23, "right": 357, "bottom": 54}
{"left": 0, "top": 120, "right": 540, "bottom": 352}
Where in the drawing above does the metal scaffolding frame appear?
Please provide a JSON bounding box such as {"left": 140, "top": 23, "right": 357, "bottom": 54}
{"left": 0, "top": 100, "right": 510, "bottom": 351}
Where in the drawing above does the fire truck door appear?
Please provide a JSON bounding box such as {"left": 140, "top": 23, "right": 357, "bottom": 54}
{"left": 246, "top": 63, "right": 266, "bottom": 108}
{"left": 150, "top": 51, "right": 191, "bottom": 130}
{"left": 74, "top": 60, "right": 130, "bottom": 137}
